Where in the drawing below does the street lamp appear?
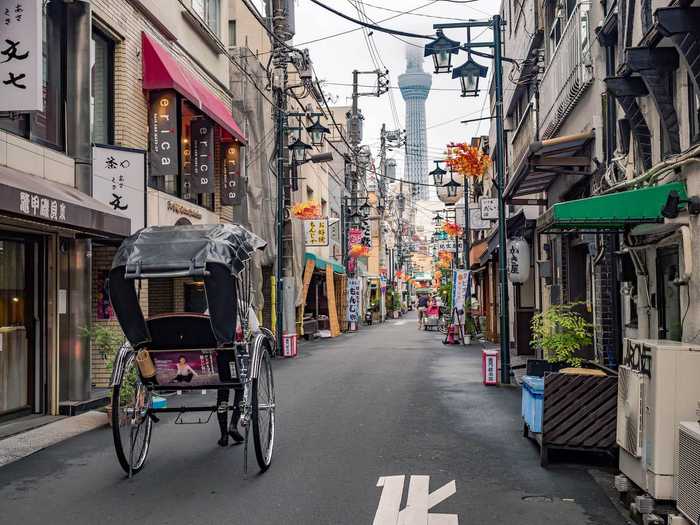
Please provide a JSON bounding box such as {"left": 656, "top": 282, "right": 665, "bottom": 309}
{"left": 436, "top": 171, "right": 462, "bottom": 206}
{"left": 306, "top": 118, "right": 330, "bottom": 146}
{"left": 452, "top": 57, "right": 488, "bottom": 97}
{"left": 288, "top": 137, "right": 312, "bottom": 163}
{"left": 432, "top": 212, "right": 444, "bottom": 226}
{"left": 429, "top": 161, "right": 447, "bottom": 187}
{"left": 424, "top": 29, "right": 460, "bottom": 73}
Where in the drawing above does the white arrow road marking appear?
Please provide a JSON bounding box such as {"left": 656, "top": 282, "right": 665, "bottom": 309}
{"left": 373, "top": 475, "right": 458, "bottom": 525}
{"left": 373, "top": 476, "right": 406, "bottom": 525}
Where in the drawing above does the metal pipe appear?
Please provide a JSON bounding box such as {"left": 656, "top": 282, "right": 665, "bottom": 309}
{"left": 493, "top": 15, "right": 511, "bottom": 384}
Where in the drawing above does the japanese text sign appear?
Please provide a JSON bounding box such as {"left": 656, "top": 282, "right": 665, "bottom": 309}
{"left": 93, "top": 145, "right": 146, "bottom": 234}
{"left": 347, "top": 277, "right": 360, "bottom": 323}
{"left": 0, "top": 0, "right": 41, "bottom": 111}
{"left": 17, "top": 190, "right": 66, "bottom": 221}
{"left": 190, "top": 118, "right": 215, "bottom": 193}
{"left": 451, "top": 269, "right": 470, "bottom": 311}
{"left": 304, "top": 219, "right": 329, "bottom": 247}
{"left": 469, "top": 204, "right": 490, "bottom": 230}
{"left": 480, "top": 197, "right": 498, "bottom": 220}
{"left": 149, "top": 91, "right": 178, "bottom": 178}
{"left": 221, "top": 143, "right": 242, "bottom": 205}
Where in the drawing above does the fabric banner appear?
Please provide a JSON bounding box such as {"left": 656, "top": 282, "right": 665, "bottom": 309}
{"left": 148, "top": 91, "right": 178, "bottom": 178}
{"left": 347, "top": 277, "right": 360, "bottom": 323}
{"left": 221, "top": 142, "right": 242, "bottom": 205}
{"left": 190, "top": 118, "right": 215, "bottom": 193}
{"left": 451, "top": 269, "right": 471, "bottom": 312}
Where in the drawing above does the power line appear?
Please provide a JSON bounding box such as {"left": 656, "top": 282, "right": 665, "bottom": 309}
{"left": 353, "top": 0, "right": 485, "bottom": 21}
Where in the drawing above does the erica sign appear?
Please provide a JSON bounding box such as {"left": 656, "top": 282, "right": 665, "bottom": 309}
{"left": 190, "top": 118, "right": 214, "bottom": 193}
{"left": 149, "top": 91, "right": 178, "bottom": 178}
{"left": 221, "top": 143, "right": 241, "bottom": 205}
{"left": 0, "top": 0, "right": 42, "bottom": 111}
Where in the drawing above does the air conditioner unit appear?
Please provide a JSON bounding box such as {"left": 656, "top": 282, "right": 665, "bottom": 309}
{"left": 618, "top": 339, "right": 700, "bottom": 501}
{"left": 678, "top": 421, "right": 700, "bottom": 525}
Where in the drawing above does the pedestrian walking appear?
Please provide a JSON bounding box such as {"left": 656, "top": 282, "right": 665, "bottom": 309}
{"left": 417, "top": 294, "right": 429, "bottom": 329}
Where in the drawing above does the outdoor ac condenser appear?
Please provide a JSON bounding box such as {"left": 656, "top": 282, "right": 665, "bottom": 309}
{"left": 678, "top": 421, "right": 700, "bottom": 525}
{"left": 618, "top": 339, "right": 700, "bottom": 501}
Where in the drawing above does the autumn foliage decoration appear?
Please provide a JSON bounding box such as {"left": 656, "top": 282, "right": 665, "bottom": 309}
{"left": 442, "top": 221, "right": 463, "bottom": 237}
{"left": 445, "top": 142, "right": 491, "bottom": 178}
{"left": 292, "top": 200, "right": 322, "bottom": 219}
{"left": 349, "top": 244, "right": 369, "bottom": 258}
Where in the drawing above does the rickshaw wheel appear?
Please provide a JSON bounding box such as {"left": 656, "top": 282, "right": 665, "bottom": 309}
{"left": 112, "top": 354, "right": 153, "bottom": 476}
{"left": 252, "top": 345, "right": 275, "bottom": 471}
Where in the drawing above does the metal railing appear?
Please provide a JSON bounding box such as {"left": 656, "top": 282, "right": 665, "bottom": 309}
{"left": 539, "top": 1, "right": 593, "bottom": 138}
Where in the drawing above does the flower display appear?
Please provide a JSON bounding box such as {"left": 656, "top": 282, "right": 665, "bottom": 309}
{"left": 445, "top": 142, "right": 491, "bottom": 178}
{"left": 442, "top": 221, "right": 463, "bottom": 237}
{"left": 434, "top": 270, "right": 442, "bottom": 280}
{"left": 292, "top": 200, "right": 322, "bottom": 219}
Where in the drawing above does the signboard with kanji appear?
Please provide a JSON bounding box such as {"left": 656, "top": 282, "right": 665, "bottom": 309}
{"left": 469, "top": 204, "right": 490, "bottom": 230}
{"left": 347, "top": 277, "right": 360, "bottom": 323}
{"left": 93, "top": 145, "right": 146, "bottom": 234}
{"left": 480, "top": 197, "right": 499, "bottom": 220}
{"left": 304, "top": 219, "right": 329, "bottom": 246}
{"left": 0, "top": 0, "right": 42, "bottom": 111}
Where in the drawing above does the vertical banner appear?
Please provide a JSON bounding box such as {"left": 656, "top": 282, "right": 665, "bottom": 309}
{"left": 92, "top": 145, "right": 146, "bottom": 233}
{"left": 0, "top": 0, "right": 42, "bottom": 111}
{"left": 347, "top": 277, "right": 360, "bottom": 324}
{"left": 221, "top": 142, "right": 242, "bottom": 205}
{"left": 149, "top": 91, "right": 178, "bottom": 178}
{"left": 182, "top": 121, "right": 192, "bottom": 200}
{"left": 190, "top": 118, "right": 215, "bottom": 193}
{"left": 451, "top": 269, "right": 470, "bottom": 312}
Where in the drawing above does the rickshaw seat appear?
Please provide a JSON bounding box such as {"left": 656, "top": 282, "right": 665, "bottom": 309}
{"left": 146, "top": 313, "right": 218, "bottom": 350}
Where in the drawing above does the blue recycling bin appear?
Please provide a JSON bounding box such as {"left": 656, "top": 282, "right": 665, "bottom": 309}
{"left": 521, "top": 375, "right": 544, "bottom": 433}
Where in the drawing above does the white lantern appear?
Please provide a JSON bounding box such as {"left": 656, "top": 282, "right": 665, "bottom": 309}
{"left": 507, "top": 238, "right": 530, "bottom": 283}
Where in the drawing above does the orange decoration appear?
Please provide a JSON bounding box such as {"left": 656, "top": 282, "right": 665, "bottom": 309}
{"left": 292, "top": 200, "right": 322, "bottom": 219}
{"left": 445, "top": 142, "right": 491, "bottom": 179}
{"left": 442, "top": 221, "right": 463, "bottom": 237}
{"left": 349, "top": 244, "right": 369, "bottom": 258}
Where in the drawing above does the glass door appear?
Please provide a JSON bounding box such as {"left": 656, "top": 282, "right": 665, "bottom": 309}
{"left": 656, "top": 246, "right": 682, "bottom": 341}
{"left": 0, "top": 238, "right": 32, "bottom": 416}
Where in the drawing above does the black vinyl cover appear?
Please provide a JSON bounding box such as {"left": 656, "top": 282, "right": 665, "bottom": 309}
{"left": 109, "top": 224, "right": 264, "bottom": 348}
{"left": 111, "top": 223, "right": 266, "bottom": 277}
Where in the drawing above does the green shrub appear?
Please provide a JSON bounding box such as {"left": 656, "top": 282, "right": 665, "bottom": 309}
{"left": 530, "top": 304, "right": 592, "bottom": 367}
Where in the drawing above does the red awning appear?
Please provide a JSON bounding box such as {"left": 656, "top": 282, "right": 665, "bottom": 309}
{"left": 141, "top": 32, "right": 246, "bottom": 143}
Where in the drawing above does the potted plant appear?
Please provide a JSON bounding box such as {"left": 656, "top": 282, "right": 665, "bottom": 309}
{"left": 530, "top": 303, "right": 592, "bottom": 370}
{"left": 524, "top": 304, "right": 618, "bottom": 466}
{"left": 83, "top": 324, "right": 132, "bottom": 425}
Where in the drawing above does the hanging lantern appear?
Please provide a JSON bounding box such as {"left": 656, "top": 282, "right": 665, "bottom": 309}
{"left": 423, "top": 29, "right": 461, "bottom": 74}
{"left": 306, "top": 118, "right": 330, "bottom": 146}
{"left": 507, "top": 237, "right": 531, "bottom": 283}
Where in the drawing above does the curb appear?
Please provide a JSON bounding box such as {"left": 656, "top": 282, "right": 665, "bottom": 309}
{"left": 0, "top": 410, "right": 108, "bottom": 468}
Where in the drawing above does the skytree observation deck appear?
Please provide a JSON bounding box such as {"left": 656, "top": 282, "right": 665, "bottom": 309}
{"left": 398, "top": 48, "right": 432, "bottom": 200}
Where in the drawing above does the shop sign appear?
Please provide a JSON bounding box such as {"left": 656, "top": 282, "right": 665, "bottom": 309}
{"left": 451, "top": 269, "right": 470, "bottom": 311}
{"left": 436, "top": 239, "right": 456, "bottom": 252}
{"left": 469, "top": 204, "right": 490, "bottom": 230}
{"left": 16, "top": 191, "right": 67, "bottom": 222}
{"left": 483, "top": 350, "right": 499, "bottom": 385}
{"left": 221, "top": 143, "right": 242, "bottom": 205}
{"left": 0, "top": 0, "right": 42, "bottom": 111}
{"left": 166, "top": 200, "right": 202, "bottom": 220}
{"left": 149, "top": 91, "right": 178, "bottom": 178}
{"left": 347, "top": 277, "right": 360, "bottom": 323}
{"left": 92, "top": 145, "right": 146, "bottom": 234}
{"left": 304, "top": 219, "right": 328, "bottom": 246}
{"left": 480, "top": 198, "right": 499, "bottom": 220}
{"left": 507, "top": 238, "right": 530, "bottom": 283}
{"left": 190, "top": 118, "right": 215, "bottom": 193}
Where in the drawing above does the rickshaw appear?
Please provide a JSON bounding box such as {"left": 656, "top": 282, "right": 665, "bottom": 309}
{"left": 108, "top": 224, "right": 275, "bottom": 476}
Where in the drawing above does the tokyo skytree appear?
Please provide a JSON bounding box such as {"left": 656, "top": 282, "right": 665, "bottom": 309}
{"left": 398, "top": 47, "right": 432, "bottom": 200}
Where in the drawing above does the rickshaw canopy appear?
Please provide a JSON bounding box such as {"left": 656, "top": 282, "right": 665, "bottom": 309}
{"left": 109, "top": 224, "right": 266, "bottom": 349}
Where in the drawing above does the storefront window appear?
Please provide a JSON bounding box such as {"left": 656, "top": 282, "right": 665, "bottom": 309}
{"left": 656, "top": 247, "right": 682, "bottom": 341}
{"left": 91, "top": 29, "right": 114, "bottom": 145}
{"left": 0, "top": 3, "right": 65, "bottom": 150}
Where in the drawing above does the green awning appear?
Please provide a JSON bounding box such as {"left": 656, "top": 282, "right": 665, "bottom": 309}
{"left": 537, "top": 182, "right": 687, "bottom": 233}
{"left": 304, "top": 252, "right": 346, "bottom": 274}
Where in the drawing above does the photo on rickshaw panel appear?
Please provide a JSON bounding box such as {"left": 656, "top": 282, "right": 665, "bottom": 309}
{"left": 152, "top": 350, "right": 236, "bottom": 386}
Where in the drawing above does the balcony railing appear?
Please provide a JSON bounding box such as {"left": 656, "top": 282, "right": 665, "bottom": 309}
{"left": 539, "top": 1, "right": 594, "bottom": 138}
{"left": 509, "top": 101, "right": 537, "bottom": 176}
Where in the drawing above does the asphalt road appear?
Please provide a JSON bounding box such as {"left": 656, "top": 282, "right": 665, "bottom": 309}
{"left": 0, "top": 315, "right": 627, "bottom": 525}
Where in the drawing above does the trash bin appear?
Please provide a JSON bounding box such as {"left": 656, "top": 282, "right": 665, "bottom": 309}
{"left": 482, "top": 349, "right": 499, "bottom": 385}
{"left": 521, "top": 375, "right": 544, "bottom": 433}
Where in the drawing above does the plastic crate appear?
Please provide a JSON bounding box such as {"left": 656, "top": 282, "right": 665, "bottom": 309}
{"left": 521, "top": 375, "right": 544, "bottom": 433}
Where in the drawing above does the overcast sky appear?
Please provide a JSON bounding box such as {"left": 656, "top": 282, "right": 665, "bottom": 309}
{"left": 289, "top": 0, "right": 498, "bottom": 225}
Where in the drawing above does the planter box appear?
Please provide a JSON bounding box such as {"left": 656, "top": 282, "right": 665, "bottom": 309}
{"left": 523, "top": 371, "right": 618, "bottom": 467}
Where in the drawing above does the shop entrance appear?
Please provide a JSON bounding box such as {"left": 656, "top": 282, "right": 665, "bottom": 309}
{"left": 0, "top": 234, "right": 44, "bottom": 420}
